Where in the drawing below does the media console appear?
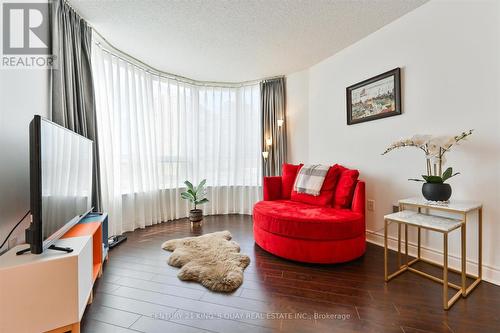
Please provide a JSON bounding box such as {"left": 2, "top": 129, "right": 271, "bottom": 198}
{"left": 0, "top": 213, "right": 109, "bottom": 333}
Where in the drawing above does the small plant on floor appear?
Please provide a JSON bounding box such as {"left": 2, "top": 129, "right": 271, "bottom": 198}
{"left": 181, "top": 179, "right": 209, "bottom": 223}
{"left": 382, "top": 130, "right": 473, "bottom": 202}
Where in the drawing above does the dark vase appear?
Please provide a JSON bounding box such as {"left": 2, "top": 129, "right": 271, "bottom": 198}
{"left": 189, "top": 209, "right": 203, "bottom": 223}
{"left": 422, "top": 183, "right": 452, "bottom": 201}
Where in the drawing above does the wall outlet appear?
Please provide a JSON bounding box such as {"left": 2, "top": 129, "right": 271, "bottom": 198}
{"left": 367, "top": 199, "right": 375, "bottom": 212}
{"left": 8, "top": 236, "right": 17, "bottom": 249}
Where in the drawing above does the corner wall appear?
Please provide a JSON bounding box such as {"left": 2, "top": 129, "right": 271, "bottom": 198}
{"left": 0, "top": 70, "right": 50, "bottom": 252}
{"left": 286, "top": 70, "right": 309, "bottom": 164}
{"left": 289, "top": 0, "right": 500, "bottom": 284}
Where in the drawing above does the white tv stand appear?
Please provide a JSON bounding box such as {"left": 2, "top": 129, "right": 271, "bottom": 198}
{"left": 0, "top": 236, "right": 93, "bottom": 333}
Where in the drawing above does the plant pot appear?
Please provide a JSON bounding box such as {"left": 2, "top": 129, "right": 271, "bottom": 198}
{"left": 422, "top": 183, "right": 452, "bottom": 202}
{"left": 189, "top": 209, "right": 203, "bottom": 223}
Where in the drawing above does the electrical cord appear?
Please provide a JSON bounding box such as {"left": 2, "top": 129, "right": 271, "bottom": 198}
{"left": 0, "top": 210, "right": 30, "bottom": 251}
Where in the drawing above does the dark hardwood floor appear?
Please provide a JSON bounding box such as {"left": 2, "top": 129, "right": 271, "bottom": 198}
{"left": 81, "top": 215, "right": 500, "bottom": 333}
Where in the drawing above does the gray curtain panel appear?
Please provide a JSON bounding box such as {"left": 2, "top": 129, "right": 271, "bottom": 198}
{"left": 51, "top": 0, "right": 102, "bottom": 212}
{"left": 261, "top": 77, "right": 287, "bottom": 177}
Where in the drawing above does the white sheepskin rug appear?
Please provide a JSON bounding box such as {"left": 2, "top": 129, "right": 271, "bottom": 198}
{"left": 161, "top": 231, "right": 250, "bottom": 292}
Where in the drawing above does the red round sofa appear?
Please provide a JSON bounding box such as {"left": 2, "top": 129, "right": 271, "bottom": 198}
{"left": 253, "top": 164, "right": 366, "bottom": 264}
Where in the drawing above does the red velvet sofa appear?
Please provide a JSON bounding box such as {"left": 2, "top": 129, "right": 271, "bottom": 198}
{"left": 253, "top": 164, "right": 366, "bottom": 264}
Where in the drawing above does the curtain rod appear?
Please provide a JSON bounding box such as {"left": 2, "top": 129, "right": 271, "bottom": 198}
{"left": 94, "top": 34, "right": 282, "bottom": 88}
{"left": 64, "top": 0, "right": 284, "bottom": 88}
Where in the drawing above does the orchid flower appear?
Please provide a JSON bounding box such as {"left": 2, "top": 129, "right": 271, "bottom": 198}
{"left": 382, "top": 130, "right": 473, "bottom": 182}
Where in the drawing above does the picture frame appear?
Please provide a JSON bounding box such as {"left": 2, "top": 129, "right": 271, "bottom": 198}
{"left": 346, "top": 68, "right": 402, "bottom": 125}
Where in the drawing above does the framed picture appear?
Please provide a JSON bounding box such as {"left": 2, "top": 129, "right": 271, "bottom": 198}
{"left": 346, "top": 68, "right": 402, "bottom": 125}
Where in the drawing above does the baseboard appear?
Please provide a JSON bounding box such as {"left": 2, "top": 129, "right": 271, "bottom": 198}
{"left": 366, "top": 229, "right": 500, "bottom": 286}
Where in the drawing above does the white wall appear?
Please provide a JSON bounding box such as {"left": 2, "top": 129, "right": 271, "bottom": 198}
{"left": 0, "top": 70, "right": 50, "bottom": 252}
{"left": 286, "top": 70, "right": 309, "bottom": 163}
{"left": 289, "top": 0, "right": 500, "bottom": 284}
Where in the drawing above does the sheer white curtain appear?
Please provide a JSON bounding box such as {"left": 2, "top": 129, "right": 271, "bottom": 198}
{"left": 92, "top": 45, "right": 262, "bottom": 235}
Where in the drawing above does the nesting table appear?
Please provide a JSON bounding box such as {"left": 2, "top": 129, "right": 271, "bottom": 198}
{"left": 383, "top": 197, "right": 482, "bottom": 310}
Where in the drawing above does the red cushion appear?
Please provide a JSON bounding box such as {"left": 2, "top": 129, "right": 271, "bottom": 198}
{"left": 334, "top": 166, "right": 360, "bottom": 209}
{"left": 281, "top": 163, "right": 302, "bottom": 199}
{"left": 263, "top": 176, "right": 282, "bottom": 201}
{"left": 253, "top": 200, "right": 364, "bottom": 241}
{"left": 290, "top": 165, "right": 342, "bottom": 207}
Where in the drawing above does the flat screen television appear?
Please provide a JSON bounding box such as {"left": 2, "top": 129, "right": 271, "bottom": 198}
{"left": 24, "top": 115, "right": 93, "bottom": 254}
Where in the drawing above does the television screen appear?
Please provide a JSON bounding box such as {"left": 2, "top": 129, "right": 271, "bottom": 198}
{"left": 40, "top": 118, "right": 93, "bottom": 241}
{"left": 27, "top": 116, "right": 93, "bottom": 253}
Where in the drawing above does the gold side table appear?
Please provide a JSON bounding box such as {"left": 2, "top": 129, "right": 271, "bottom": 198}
{"left": 384, "top": 197, "right": 483, "bottom": 310}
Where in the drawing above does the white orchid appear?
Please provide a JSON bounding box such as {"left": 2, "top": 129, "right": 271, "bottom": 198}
{"left": 382, "top": 130, "right": 473, "bottom": 182}
{"left": 410, "top": 134, "right": 431, "bottom": 147}
{"left": 430, "top": 136, "right": 456, "bottom": 151}
{"left": 427, "top": 142, "right": 441, "bottom": 157}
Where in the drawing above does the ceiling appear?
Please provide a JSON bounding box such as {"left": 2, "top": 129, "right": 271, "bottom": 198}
{"left": 70, "top": 0, "right": 428, "bottom": 82}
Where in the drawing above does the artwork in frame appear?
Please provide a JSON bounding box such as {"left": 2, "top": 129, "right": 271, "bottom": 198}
{"left": 346, "top": 68, "right": 402, "bottom": 125}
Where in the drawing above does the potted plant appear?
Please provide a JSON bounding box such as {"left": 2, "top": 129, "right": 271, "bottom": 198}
{"left": 382, "top": 130, "right": 473, "bottom": 202}
{"left": 181, "top": 179, "right": 209, "bottom": 223}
